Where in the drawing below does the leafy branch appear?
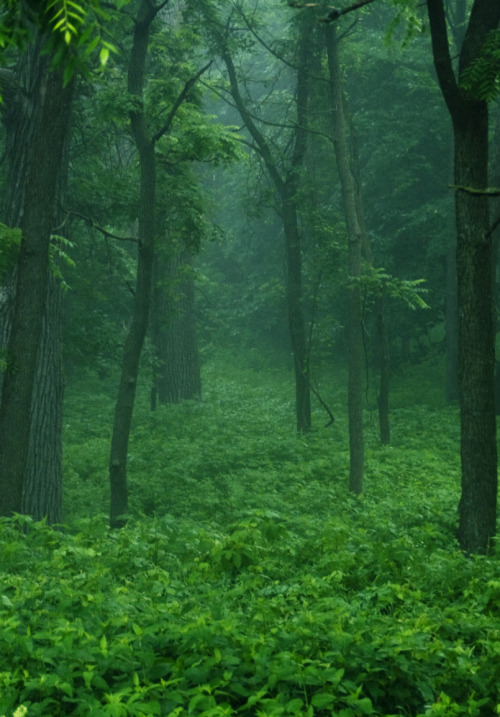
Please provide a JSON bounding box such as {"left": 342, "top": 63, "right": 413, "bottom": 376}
{"left": 459, "top": 29, "right": 500, "bottom": 102}
{"left": 349, "top": 265, "right": 430, "bottom": 310}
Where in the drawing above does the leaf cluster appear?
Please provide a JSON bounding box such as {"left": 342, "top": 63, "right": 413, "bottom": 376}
{"left": 460, "top": 30, "right": 500, "bottom": 102}
{"left": 350, "top": 265, "right": 430, "bottom": 310}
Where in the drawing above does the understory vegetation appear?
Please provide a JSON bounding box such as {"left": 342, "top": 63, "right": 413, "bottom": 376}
{"left": 1, "top": 358, "right": 500, "bottom": 716}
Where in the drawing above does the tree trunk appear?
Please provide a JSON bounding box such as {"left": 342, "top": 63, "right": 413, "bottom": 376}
{"left": 282, "top": 187, "right": 311, "bottom": 432}
{"left": 109, "top": 0, "right": 157, "bottom": 528}
{"left": 325, "top": 23, "right": 364, "bottom": 493}
{"left": 23, "top": 275, "right": 64, "bottom": 523}
{"left": 0, "top": 41, "right": 69, "bottom": 525}
{"left": 151, "top": 245, "right": 201, "bottom": 405}
{"left": 0, "top": 63, "right": 73, "bottom": 517}
{"left": 445, "top": 234, "right": 459, "bottom": 403}
{"left": 220, "top": 21, "right": 312, "bottom": 432}
{"left": 455, "top": 108, "right": 497, "bottom": 553}
{"left": 427, "top": 0, "right": 500, "bottom": 553}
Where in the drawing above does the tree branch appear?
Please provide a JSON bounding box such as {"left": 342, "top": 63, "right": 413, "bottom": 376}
{"left": 289, "top": 0, "right": 377, "bottom": 23}
{"left": 449, "top": 184, "right": 500, "bottom": 196}
{"left": 152, "top": 61, "right": 213, "bottom": 144}
{"left": 59, "top": 208, "right": 138, "bottom": 243}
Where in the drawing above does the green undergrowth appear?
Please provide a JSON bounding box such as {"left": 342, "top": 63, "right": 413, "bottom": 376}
{"left": 2, "top": 359, "right": 499, "bottom": 716}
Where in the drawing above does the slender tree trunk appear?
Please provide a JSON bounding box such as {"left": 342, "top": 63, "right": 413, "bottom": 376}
{"left": 109, "top": 1, "right": 157, "bottom": 528}
{"left": 220, "top": 22, "right": 312, "bottom": 432}
{"left": 282, "top": 188, "right": 311, "bottom": 432}
{"left": 346, "top": 94, "right": 389, "bottom": 444}
{"left": 427, "top": 0, "right": 500, "bottom": 553}
{"left": 325, "top": 24, "right": 364, "bottom": 492}
{"left": 0, "top": 63, "right": 73, "bottom": 517}
{"left": 151, "top": 245, "right": 201, "bottom": 405}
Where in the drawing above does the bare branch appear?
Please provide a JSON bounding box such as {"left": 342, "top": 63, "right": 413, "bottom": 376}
{"left": 289, "top": 0, "right": 378, "bottom": 22}
{"left": 59, "top": 209, "right": 139, "bottom": 243}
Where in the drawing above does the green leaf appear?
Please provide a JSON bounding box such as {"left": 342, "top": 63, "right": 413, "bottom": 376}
{"left": 100, "top": 46, "right": 110, "bottom": 66}
{"left": 311, "top": 693, "right": 335, "bottom": 708}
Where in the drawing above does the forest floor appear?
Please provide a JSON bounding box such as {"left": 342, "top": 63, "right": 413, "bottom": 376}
{"left": 1, "top": 355, "right": 500, "bottom": 716}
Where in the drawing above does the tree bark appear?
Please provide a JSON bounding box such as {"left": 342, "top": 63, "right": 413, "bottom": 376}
{"left": 23, "top": 275, "right": 64, "bottom": 522}
{"left": 109, "top": 0, "right": 157, "bottom": 528}
{"left": 325, "top": 23, "right": 364, "bottom": 492}
{"left": 0, "top": 63, "right": 73, "bottom": 517}
{"left": 445, "top": 233, "right": 459, "bottom": 403}
{"left": 0, "top": 45, "right": 65, "bottom": 524}
{"left": 427, "top": 0, "right": 500, "bottom": 553}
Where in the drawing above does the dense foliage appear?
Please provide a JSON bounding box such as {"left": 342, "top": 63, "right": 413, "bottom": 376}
{"left": 2, "top": 360, "right": 500, "bottom": 716}
{"left": 1, "top": 0, "right": 500, "bottom": 712}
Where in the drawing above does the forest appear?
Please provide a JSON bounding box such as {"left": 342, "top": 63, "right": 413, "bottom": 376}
{"left": 1, "top": 0, "right": 500, "bottom": 714}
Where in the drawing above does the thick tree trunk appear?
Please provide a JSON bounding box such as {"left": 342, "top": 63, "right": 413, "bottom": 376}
{"left": 427, "top": 0, "right": 500, "bottom": 553}
{"left": 109, "top": 1, "right": 156, "bottom": 528}
{"left": 455, "top": 109, "right": 497, "bottom": 553}
{"left": 445, "top": 235, "right": 459, "bottom": 403}
{"left": 151, "top": 246, "right": 201, "bottom": 405}
{"left": 325, "top": 24, "right": 364, "bottom": 492}
{"left": 0, "top": 64, "right": 73, "bottom": 517}
{"left": 0, "top": 43, "right": 68, "bottom": 524}
{"left": 23, "top": 276, "right": 64, "bottom": 523}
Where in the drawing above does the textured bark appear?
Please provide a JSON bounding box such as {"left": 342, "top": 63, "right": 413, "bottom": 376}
{"left": 0, "top": 43, "right": 67, "bottom": 524}
{"left": 109, "top": 1, "right": 157, "bottom": 528}
{"left": 325, "top": 24, "right": 364, "bottom": 493}
{"left": 445, "top": 235, "right": 459, "bottom": 403}
{"left": 151, "top": 246, "right": 201, "bottom": 405}
{"left": 23, "top": 276, "right": 64, "bottom": 522}
{"left": 427, "top": 0, "right": 500, "bottom": 553}
{"left": 0, "top": 63, "right": 73, "bottom": 517}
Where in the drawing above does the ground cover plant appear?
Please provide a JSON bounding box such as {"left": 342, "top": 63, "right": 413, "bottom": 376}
{"left": 1, "top": 358, "right": 500, "bottom": 716}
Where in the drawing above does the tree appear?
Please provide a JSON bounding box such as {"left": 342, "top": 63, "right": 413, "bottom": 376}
{"left": 324, "top": 22, "right": 366, "bottom": 491}
{"left": 426, "top": 0, "right": 500, "bottom": 553}
{"left": 207, "top": 5, "right": 313, "bottom": 431}
{"left": 109, "top": 0, "right": 162, "bottom": 528}
{"left": 0, "top": 58, "right": 74, "bottom": 517}
{"left": 0, "top": 0, "right": 131, "bottom": 519}
{"left": 109, "top": 0, "right": 211, "bottom": 527}
{"left": 0, "top": 44, "right": 67, "bottom": 524}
